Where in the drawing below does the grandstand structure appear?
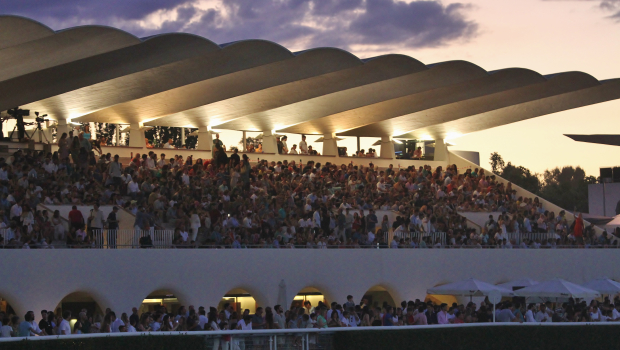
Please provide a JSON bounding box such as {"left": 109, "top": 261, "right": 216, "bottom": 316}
{"left": 1, "top": 15, "right": 620, "bottom": 319}
{"left": 2, "top": 15, "right": 620, "bottom": 162}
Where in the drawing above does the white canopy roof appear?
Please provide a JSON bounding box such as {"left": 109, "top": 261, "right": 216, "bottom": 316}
{"left": 581, "top": 277, "right": 620, "bottom": 295}
{"left": 496, "top": 278, "right": 539, "bottom": 290}
{"left": 427, "top": 278, "right": 514, "bottom": 297}
{"left": 606, "top": 214, "right": 620, "bottom": 227}
{"left": 515, "top": 278, "right": 601, "bottom": 299}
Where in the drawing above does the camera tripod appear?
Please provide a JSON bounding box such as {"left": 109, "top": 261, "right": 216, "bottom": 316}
{"left": 10, "top": 120, "right": 51, "bottom": 143}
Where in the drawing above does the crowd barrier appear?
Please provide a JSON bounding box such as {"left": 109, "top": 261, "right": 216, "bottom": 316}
{"left": 91, "top": 229, "right": 174, "bottom": 249}
{"left": 386, "top": 231, "right": 447, "bottom": 246}
{"left": 506, "top": 232, "right": 557, "bottom": 245}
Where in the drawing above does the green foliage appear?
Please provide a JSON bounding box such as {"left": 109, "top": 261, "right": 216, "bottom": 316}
{"left": 540, "top": 166, "right": 597, "bottom": 213}
{"left": 144, "top": 127, "right": 197, "bottom": 149}
{"left": 95, "top": 123, "right": 117, "bottom": 144}
{"left": 488, "top": 153, "right": 594, "bottom": 213}
{"left": 0, "top": 335, "right": 207, "bottom": 350}
{"left": 499, "top": 161, "right": 542, "bottom": 195}
{"left": 488, "top": 153, "right": 541, "bottom": 195}
{"left": 333, "top": 325, "right": 620, "bottom": 350}
{"left": 490, "top": 152, "right": 505, "bottom": 174}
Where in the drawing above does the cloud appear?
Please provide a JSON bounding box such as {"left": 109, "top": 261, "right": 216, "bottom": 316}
{"left": 1, "top": 0, "right": 190, "bottom": 21}
{"left": 600, "top": 0, "right": 620, "bottom": 20}
{"left": 1, "top": 0, "right": 479, "bottom": 51}
{"left": 541, "top": 0, "right": 620, "bottom": 22}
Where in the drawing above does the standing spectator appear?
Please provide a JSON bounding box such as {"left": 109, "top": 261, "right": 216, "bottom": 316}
{"left": 89, "top": 203, "right": 104, "bottom": 236}
{"left": 68, "top": 205, "right": 84, "bottom": 232}
{"left": 574, "top": 213, "right": 584, "bottom": 245}
{"left": 281, "top": 136, "right": 289, "bottom": 154}
{"left": 59, "top": 311, "right": 71, "bottom": 335}
{"left": 299, "top": 135, "right": 308, "bottom": 154}
{"left": 212, "top": 133, "right": 224, "bottom": 159}
{"left": 107, "top": 206, "right": 120, "bottom": 249}
{"left": 110, "top": 312, "right": 124, "bottom": 333}
{"left": 108, "top": 155, "right": 123, "bottom": 189}
{"left": 18, "top": 312, "right": 39, "bottom": 337}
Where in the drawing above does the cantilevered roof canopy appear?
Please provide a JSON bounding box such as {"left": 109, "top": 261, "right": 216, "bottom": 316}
{"left": 565, "top": 134, "right": 620, "bottom": 146}
{"left": 0, "top": 15, "right": 54, "bottom": 50}
{"left": 336, "top": 71, "right": 602, "bottom": 137}
{"left": 2, "top": 15, "right": 620, "bottom": 142}
{"left": 146, "top": 54, "right": 425, "bottom": 129}
{"left": 0, "top": 24, "right": 140, "bottom": 82}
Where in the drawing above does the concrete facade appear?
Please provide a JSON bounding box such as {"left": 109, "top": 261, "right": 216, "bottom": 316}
{"left": 1, "top": 249, "right": 618, "bottom": 318}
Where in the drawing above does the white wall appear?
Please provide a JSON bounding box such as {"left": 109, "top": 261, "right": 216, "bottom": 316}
{"left": 588, "top": 183, "right": 620, "bottom": 217}
{"left": 1, "top": 249, "right": 619, "bottom": 318}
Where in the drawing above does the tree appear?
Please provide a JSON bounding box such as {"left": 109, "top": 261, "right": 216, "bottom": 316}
{"left": 539, "top": 166, "right": 596, "bottom": 213}
{"left": 500, "top": 162, "right": 541, "bottom": 195}
{"left": 488, "top": 153, "right": 595, "bottom": 213}
{"left": 490, "top": 152, "right": 505, "bottom": 174}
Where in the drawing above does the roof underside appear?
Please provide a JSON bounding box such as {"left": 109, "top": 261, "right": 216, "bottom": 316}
{"left": 2, "top": 15, "right": 619, "bottom": 140}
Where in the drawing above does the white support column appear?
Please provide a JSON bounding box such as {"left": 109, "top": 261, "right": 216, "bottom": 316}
{"left": 197, "top": 127, "right": 212, "bottom": 151}
{"left": 115, "top": 125, "right": 120, "bottom": 146}
{"left": 242, "top": 131, "right": 247, "bottom": 152}
{"left": 180, "top": 127, "right": 186, "bottom": 147}
{"left": 322, "top": 133, "right": 339, "bottom": 157}
{"left": 56, "top": 118, "right": 70, "bottom": 138}
{"left": 262, "top": 130, "right": 277, "bottom": 154}
{"left": 380, "top": 136, "right": 395, "bottom": 159}
{"left": 128, "top": 123, "right": 146, "bottom": 148}
{"left": 434, "top": 138, "right": 447, "bottom": 161}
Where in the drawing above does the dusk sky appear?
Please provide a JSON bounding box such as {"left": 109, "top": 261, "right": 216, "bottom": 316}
{"left": 3, "top": 0, "right": 620, "bottom": 175}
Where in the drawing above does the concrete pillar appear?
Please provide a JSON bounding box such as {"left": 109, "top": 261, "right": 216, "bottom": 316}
{"left": 380, "top": 136, "right": 395, "bottom": 159}
{"left": 115, "top": 125, "right": 120, "bottom": 146}
{"left": 262, "top": 130, "right": 277, "bottom": 154}
{"left": 357, "top": 136, "right": 361, "bottom": 154}
{"left": 56, "top": 118, "right": 70, "bottom": 138}
{"left": 322, "top": 133, "right": 339, "bottom": 157}
{"left": 128, "top": 123, "right": 146, "bottom": 148}
{"left": 434, "top": 138, "right": 447, "bottom": 161}
{"left": 242, "top": 131, "right": 247, "bottom": 152}
{"left": 196, "top": 127, "right": 212, "bottom": 151}
{"left": 180, "top": 127, "right": 185, "bottom": 148}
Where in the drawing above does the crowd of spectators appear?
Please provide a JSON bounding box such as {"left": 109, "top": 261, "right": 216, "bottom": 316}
{"left": 0, "top": 127, "right": 615, "bottom": 249}
{"left": 3, "top": 294, "right": 620, "bottom": 341}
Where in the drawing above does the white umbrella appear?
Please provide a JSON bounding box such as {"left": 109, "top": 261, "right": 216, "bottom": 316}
{"left": 606, "top": 214, "right": 620, "bottom": 226}
{"left": 496, "top": 278, "right": 539, "bottom": 291}
{"left": 427, "top": 278, "right": 514, "bottom": 298}
{"left": 582, "top": 277, "right": 620, "bottom": 295}
{"left": 314, "top": 136, "right": 344, "bottom": 142}
{"left": 515, "top": 278, "right": 601, "bottom": 299}
{"left": 371, "top": 139, "right": 403, "bottom": 146}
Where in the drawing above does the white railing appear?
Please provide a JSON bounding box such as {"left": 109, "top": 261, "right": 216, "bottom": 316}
{"left": 386, "top": 231, "right": 447, "bottom": 246}
{"left": 0, "top": 322, "right": 617, "bottom": 349}
{"left": 91, "top": 229, "right": 174, "bottom": 249}
{"left": 506, "top": 232, "right": 558, "bottom": 245}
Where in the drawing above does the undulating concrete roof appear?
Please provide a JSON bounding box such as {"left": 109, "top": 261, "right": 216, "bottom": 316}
{"left": 2, "top": 15, "right": 620, "bottom": 141}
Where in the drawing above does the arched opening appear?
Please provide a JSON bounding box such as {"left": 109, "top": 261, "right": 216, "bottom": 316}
{"left": 362, "top": 286, "right": 397, "bottom": 310}
{"left": 55, "top": 292, "right": 105, "bottom": 329}
{"left": 140, "top": 290, "right": 183, "bottom": 315}
{"left": 0, "top": 295, "right": 16, "bottom": 316}
{"left": 291, "top": 287, "right": 327, "bottom": 311}
{"left": 218, "top": 288, "right": 257, "bottom": 315}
